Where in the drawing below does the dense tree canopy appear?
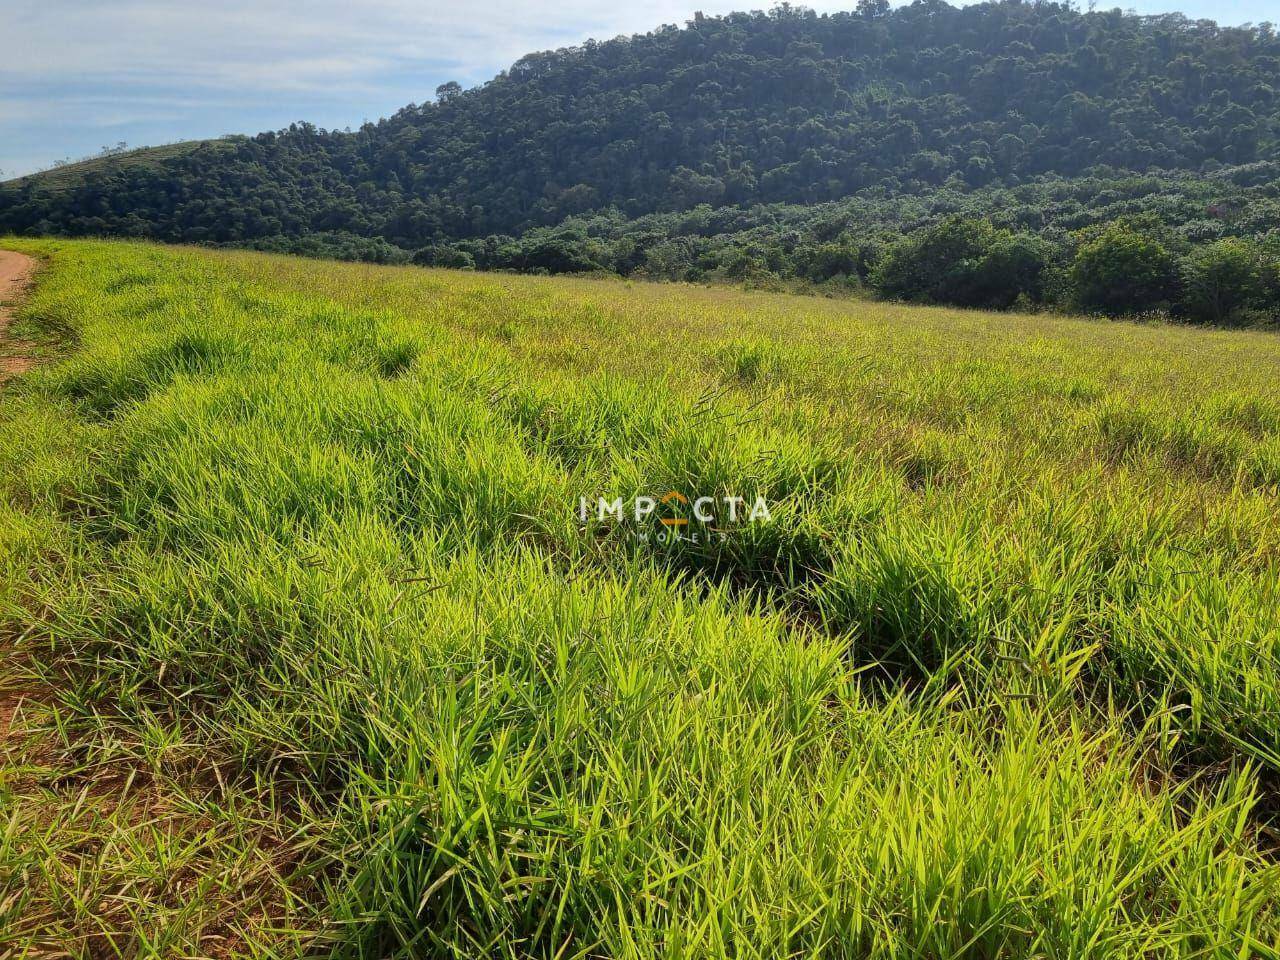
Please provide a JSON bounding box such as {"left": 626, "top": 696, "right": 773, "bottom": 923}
{"left": 2, "top": 0, "right": 1279, "bottom": 322}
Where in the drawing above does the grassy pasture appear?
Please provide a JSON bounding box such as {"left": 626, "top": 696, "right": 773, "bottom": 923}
{"left": 2, "top": 238, "right": 1280, "bottom": 957}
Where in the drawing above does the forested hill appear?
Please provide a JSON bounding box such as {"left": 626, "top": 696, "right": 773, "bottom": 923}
{"left": 4, "top": 1, "right": 1280, "bottom": 324}
{"left": 4, "top": 0, "right": 1278, "bottom": 246}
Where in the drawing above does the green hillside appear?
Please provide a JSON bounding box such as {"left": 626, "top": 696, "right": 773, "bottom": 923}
{"left": 7, "top": 140, "right": 227, "bottom": 192}
{"left": 3, "top": 1, "right": 1280, "bottom": 319}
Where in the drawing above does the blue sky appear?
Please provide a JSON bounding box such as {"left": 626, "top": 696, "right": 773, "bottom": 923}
{"left": 2, "top": 1, "right": 1275, "bottom": 179}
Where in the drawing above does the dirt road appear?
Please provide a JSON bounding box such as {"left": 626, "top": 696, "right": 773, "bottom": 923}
{"left": 0, "top": 246, "right": 42, "bottom": 763}
{"left": 0, "top": 249, "right": 38, "bottom": 377}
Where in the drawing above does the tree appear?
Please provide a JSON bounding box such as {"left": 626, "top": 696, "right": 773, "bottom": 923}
{"left": 413, "top": 244, "right": 475, "bottom": 269}
{"left": 968, "top": 234, "right": 1053, "bottom": 310}
{"left": 1180, "top": 239, "right": 1264, "bottom": 325}
{"left": 1070, "top": 224, "right": 1179, "bottom": 316}
{"left": 871, "top": 217, "right": 1049, "bottom": 310}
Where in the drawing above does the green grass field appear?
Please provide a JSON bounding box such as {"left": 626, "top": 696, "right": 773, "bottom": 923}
{"left": 3, "top": 238, "right": 1280, "bottom": 958}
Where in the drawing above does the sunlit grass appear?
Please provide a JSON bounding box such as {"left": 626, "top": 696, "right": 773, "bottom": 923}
{"left": 2, "top": 238, "right": 1279, "bottom": 957}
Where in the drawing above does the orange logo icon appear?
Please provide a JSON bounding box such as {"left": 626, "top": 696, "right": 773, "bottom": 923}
{"left": 659, "top": 490, "right": 689, "bottom": 527}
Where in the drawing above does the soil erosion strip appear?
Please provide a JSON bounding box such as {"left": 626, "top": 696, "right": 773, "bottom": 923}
{"left": 0, "top": 249, "right": 38, "bottom": 377}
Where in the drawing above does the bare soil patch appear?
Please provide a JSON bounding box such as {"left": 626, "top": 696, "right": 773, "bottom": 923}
{"left": 0, "top": 249, "right": 38, "bottom": 377}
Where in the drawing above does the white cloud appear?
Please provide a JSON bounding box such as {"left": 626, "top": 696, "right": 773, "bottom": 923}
{"left": 4, "top": 2, "right": 811, "bottom": 92}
